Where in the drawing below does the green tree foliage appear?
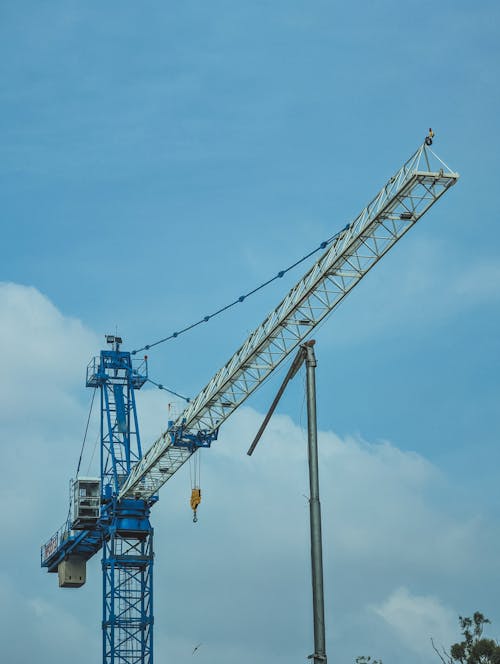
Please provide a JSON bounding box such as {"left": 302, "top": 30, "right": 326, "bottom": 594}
{"left": 355, "top": 656, "right": 383, "bottom": 664}
{"left": 432, "top": 612, "right": 500, "bottom": 664}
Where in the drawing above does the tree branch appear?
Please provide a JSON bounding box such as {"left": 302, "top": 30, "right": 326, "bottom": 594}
{"left": 431, "top": 637, "right": 452, "bottom": 664}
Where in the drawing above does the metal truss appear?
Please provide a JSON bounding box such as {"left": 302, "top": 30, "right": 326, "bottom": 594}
{"left": 102, "top": 530, "right": 153, "bottom": 664}
{"left": 101, "top": 380, "right": 142, "bottom": 494}
{"left": 120, "top": 143, "right": 459, "bottom": 500}
{"left": 87, "top": 349, "right": 146, "bottom": 495}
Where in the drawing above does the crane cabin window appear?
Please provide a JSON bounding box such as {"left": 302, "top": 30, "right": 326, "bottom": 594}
{"left": 72, "top": 478, "right": 100, "bottom": 529}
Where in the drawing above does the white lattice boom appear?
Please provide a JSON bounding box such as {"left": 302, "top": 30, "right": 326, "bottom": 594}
{"left": 120, "top": 142, "right": 458, "bottom": 500}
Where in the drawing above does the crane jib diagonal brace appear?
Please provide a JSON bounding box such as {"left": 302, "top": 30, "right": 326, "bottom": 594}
{"left": 119, "top": 143, "right": 458, "bottom": 501}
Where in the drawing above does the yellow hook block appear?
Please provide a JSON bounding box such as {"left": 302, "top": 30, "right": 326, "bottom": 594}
{"left": 190, "top": 488, "right": 201, "bottom": 519}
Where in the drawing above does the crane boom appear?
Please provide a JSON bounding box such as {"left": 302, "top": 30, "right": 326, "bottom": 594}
{"left": 119, "top": 142, "right": 458, "bottom": 501}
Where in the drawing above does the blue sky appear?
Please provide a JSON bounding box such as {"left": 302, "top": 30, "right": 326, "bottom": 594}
{"left": 1, "top": 2, "right": 500, "bottom": 663}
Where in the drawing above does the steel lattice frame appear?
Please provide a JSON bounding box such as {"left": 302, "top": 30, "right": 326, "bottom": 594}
{"left": 93, "top": 346, "right": 154, "bottom": 664}
{"left": 120, "top": 143, "right": 459, "bottom": 501}
{"left": 98, "top": 354, "right": 143, "bottom": 494}
{"left": 102, "top": 531, "right": 154, "bottom": 664}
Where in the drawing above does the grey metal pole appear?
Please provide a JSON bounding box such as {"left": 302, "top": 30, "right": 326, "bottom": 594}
{"left": 305, "top": 343, "right": 327, "bottom": 663}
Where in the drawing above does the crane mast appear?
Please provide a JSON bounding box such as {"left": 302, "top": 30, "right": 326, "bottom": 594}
{"left": 41, "top": 139, "right": 459, "bottom": 664}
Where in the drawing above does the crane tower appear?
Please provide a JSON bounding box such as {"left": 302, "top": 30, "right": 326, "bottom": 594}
{"left": 41, "top": 139, "right": 459, "bottom": 664}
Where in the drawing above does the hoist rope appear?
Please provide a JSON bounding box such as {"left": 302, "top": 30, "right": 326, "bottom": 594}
{"left": 130, "top": 229, "right": 347, "bottom": 356}
{"left": 188, "top": 452, "right": 199, "bottom": 489}
{"left": 76, "top": 387, "right": 97, "bottom": 477}
{"left": 188, "top": 451, "right": 202, "bottom": 522}
{"left": 65, "top": 387, "right": 97, "bottom": 528}
{"left": 86, "top": 431, "right": 100, "bottom": 477}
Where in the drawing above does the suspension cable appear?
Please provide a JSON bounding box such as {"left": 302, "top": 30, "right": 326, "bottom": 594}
{"left": 131, "top": 228, "right": 348, "bottom": 356}
{"left": 76, "top": 387, "right": 97, "bottom": 477}
{"left": 65, "top": 387, "right": 97, "bottom": 528}
{"left": 145, "top": 376, "right": 190, "bottom": 402}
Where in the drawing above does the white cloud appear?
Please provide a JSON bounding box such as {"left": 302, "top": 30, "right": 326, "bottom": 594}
{"left": 0, "top": 283, "right": 99, "bottom": 548}
{"left": 372, "top": 587, "right": 456, "bottom": 659}
{"left": 0, "top": 282, "right": 98, "bottom": 423}
{"left": 1, "top": 284, "right": 498, "bottom": 664}
{"left": 0, "top": 573, "right": 99, "bottom": 664}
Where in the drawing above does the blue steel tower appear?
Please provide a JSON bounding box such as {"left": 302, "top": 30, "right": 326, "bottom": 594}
{"left": 87, "top": 335, "right": 155, "bottom": 664}
{"left": 41, "top": 335, "right": 155, "bottom": 664}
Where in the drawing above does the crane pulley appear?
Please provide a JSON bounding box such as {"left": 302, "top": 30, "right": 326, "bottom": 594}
{"left": 425, "top": 127, "right": 435, "bottom": 145}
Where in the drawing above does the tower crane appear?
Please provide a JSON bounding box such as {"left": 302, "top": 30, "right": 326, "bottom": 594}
{"left": 41, "top": 138, "right": 458, "bottom": 664}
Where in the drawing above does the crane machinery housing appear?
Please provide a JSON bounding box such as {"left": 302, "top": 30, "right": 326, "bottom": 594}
{"left": 41, "top": 138, "right": 459, "bottom": 664}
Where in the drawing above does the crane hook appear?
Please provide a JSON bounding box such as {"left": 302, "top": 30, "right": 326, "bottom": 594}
{"left": 190, "top": 487, "right": 201, "bottom": 524}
